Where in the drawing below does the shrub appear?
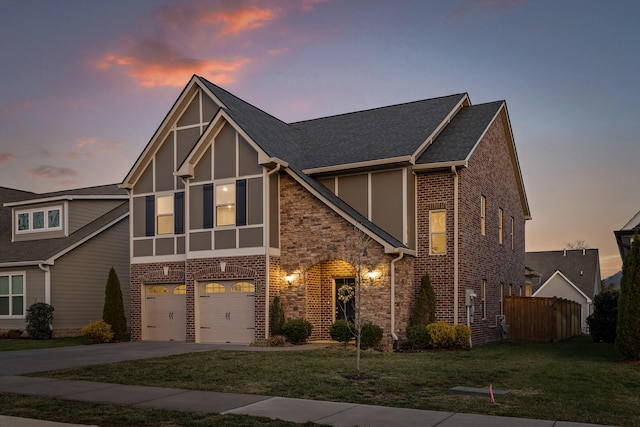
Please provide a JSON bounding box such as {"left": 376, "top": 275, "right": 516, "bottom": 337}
{"left": 282, "top": 318, "right": 313, "bottom": 345}
{"left": 453, "top": 324, "right": 471, "bottom": 350}
{"left": 426, "top": 321, "right": 455, "bottom": 349}
{"left": 4, "top": 329, "right": 23, "bottom": 339}
{"left": 617, "top": 234, "right": 640, "bottom": 360}
{"left": 81, "top": 320, "right": 114, "bottom": 344}
{"left": 266, "top": 335, "right": 286, "bottom": 347}
{"left": 587, "top": 289, "right": 619, "bottom": 343}
{"left": 270, "top": 296, "right": 286, "bottom": 336}
{"left": 103, "top": 267, "right": 127, "bottom": 341}
{"left": 406, "top": 325, "right": 430, "bottom": 349}
{"left": 330, "top": 319, "right": 355, "bottom": 345}
{"left": 25, "top": 302, "right": 54, "bottom": 339}
{"left": 360, "top": 322, "right": 383, "bottom": 349}
{"left": 409, "top": 273, "right": 436, "bottom": 326}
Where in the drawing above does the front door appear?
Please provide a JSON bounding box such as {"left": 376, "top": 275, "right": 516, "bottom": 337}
{"left": 335, "top": 277, "right": 356, "bottom": 322}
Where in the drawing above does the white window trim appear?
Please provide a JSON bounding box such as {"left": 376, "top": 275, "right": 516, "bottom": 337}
{"left": 481, "top": 280, "right": 487, "bottom": 320}
{"left": 15, "top": 206, "right": 63, "bottom": 234}
{"left": 498, "top": 208, "right": 504, "bottom": 245}
{"left": 156, "top": 193, "right": 175, "bottom": 235}
{"left": 429, "top": 209, "right": 446, "bottom": 255}
{"left": 215, "top": 181, "right": 236, "bottom": 228}
{"left": 0, "top": 272, "right": 26, "bottom": 319}
{"left": 480, "top": 195, "right": 486, "bottom": 236}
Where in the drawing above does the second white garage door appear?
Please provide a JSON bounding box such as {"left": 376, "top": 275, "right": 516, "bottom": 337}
{"left": 198, "top": 280, "right": 255, "bottom": 343}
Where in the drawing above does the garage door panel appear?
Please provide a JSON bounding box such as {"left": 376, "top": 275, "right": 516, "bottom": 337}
{"left": 145, "top": 284, "right": 186, "bottom": 342}
{"left": 198, "top": 281, "right": 255, "bottom": 343}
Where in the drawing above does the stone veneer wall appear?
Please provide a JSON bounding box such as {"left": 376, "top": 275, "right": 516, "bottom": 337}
{"left": 414, "top": 110, "right": 526, "bottom": 345}
{"left": 278, "top": 173, "right": 416, "bottom": 347}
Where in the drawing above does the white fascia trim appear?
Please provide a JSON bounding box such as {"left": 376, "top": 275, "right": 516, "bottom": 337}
{"left": 187, "top": 247, "right": 267, "bottom": 259}
{"left": 412, "top": 160, "right": 467, "bottom": 171}
{"left": 132, "top": 254, "right": 187, "bottom": 265}
{"left": 4, "top": 195, "right": 127, "bottom": 208}
{"left": 410, "top": 94, "right": 470, "bottom": 163}
{"left": 532, "top": 270, "right": 592, "bottom": 303}
{"left": 621, "top": 209, "right": 640, "bottom": 230}
{"left": 463, "top": 103, "right": 531, "bottom": 221}
{"left": 302, "top": 156, "right": 412, "bottom": 175}
{"left": 121, "top": 76, "right": 206, "bottom": 189}
{"left": 284, "top": 169, "right": 414, "bottom": 256}
{"left": 0, "top": 260, "right": 47, "bottom": 268}
{"left": 43, "top": 212, "right": 130, "bottom": 265}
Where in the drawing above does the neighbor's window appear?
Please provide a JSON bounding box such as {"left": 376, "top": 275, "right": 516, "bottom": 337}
{"left": 16, "top": 207, "right": 62, "bottom": 233}
{"left": 429, "top": 210, "right": 446, "bottom": 254}
{"left": 480, "top": 195, "right": 486, "bottom": 236}
{"left": 156, "top": 195, "right": 174, "bottom": 235}
{"left": 216, "top": 183, "right": 235, "bottom": 226}
{"left": 498, "top": 208, "right": 504, "bottom": 245}
{"left": 0, "top": 273, "right": 25, "bottom": 317}
{"left": 481, "top": 280, "right": 487, "bottom": 320}
{"left": 499, "top": 283, "right": 504, "bottom": 316}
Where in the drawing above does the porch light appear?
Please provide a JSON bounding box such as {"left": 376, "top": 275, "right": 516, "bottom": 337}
{"left": 285, "top": 274, "right": 295, "bottom": 285}
{"left": 367, "top": 270, "right": 380, "bottom": 282}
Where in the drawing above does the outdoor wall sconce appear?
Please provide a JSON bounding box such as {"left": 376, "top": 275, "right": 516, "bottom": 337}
{"left": 285, "top": 274, "right": 295, "bottom": 285}
{"left": 367, "top": 270, "right": 381, "bottom": 283}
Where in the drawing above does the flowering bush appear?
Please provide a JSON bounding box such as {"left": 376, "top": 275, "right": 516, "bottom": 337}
{"left": 81, "top": 320, "right": 114, "bottom": 344}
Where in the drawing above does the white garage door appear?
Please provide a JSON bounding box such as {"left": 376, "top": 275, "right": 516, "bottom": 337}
{"left": 198, "top": 280, "right": 255, "bottom": 343}
{"left": 144, "top": 284, "right": 186, "bottom": 341}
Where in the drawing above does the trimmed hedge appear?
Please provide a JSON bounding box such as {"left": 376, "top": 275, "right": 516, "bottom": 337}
{"left": 282, "top": 318, "right": 313, "bottom": 345}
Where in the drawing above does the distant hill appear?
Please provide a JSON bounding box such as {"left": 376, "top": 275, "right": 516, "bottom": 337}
{"left": 603, "top": 271, "right": 622, "bottom": 289}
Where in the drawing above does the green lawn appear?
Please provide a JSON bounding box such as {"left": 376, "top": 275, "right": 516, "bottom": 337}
{"left": 33, "top": 336, "right": 640, "bottom": 427}
{"left": 0, "top": 336, "right": 89, "bottom": 351}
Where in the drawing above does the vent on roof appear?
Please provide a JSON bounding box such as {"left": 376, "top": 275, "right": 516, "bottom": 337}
{"left": 563, "top": 249, "right": 566, "bottom": 256}
{"left": 580, "top": 270, "right": 584, "bottom": 276}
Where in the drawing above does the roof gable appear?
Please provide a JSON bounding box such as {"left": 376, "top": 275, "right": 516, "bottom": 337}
{"left": 526, "top": 249, "right": 601, "bottom": 299}
{"left": 532, "top": 270, "right": 592, "bottom": 303}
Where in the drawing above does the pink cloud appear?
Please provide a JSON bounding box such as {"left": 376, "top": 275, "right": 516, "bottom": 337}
{"left": 198, "top": 4, "right": 278, "bottom": 35}
{"left": 30, "top": 165, "right": 79, "bottom": 179}
{"left": 266, "top": 47, "right": 290, "bottom": 56}
{"left": 301, "top": 0, "right": 332, "bottom": 12}
{"left": 0, "top": 153, "right": 15, "bottom": 163}
{"left": 0, "top": 101, "right": 31, "bottom": 116}
{"left": 448, "top": 0, "right": 523, "bottom": 20}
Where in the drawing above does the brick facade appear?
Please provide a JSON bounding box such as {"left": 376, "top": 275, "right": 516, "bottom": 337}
{"left": 415, "top": 112, "right": 526, "bottom": 345}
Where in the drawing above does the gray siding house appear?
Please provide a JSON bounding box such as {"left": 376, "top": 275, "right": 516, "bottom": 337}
{"left": 0, "top": 185, "right": 130, "bottom": 337}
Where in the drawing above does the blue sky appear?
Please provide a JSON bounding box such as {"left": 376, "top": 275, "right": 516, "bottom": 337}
{"left": 1, "top": 0, "right": 638, "bottom": 277}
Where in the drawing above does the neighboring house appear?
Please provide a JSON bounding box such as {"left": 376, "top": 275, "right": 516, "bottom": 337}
{"left": 615, "top": 209, "right": 640, "bottom": 262}
{"left": 0, "top": 184, "right": 130, "bottom": 337}
{"left": 525, "top": 249, "right": 601, "bottom": 332}
{"left": 120, "top": 75, "right": 530, "bottom": 347}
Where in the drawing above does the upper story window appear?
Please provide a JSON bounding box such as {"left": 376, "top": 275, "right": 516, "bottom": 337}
{"left": 0, "top": 273, "right": 25, "bottom": 318}
{"left": 16, "top": 206, "right": 62, "bottom": 233}
{"left": 429, "top": 210, "right": 446, "bottom": 255}
{"left": 156, "top": 195, "right": 174, "bottom": 235}
{"left": 215, "top": 183, "right": 236, "bottom": 226}
{"left": 481, "top": 280, "right": 487, "bottom": 320}
{"left": 480, "top": 195, "right": 486, "bottom": 236}
{"left": 510, "top": 217, "right": 515, "bottom": 250}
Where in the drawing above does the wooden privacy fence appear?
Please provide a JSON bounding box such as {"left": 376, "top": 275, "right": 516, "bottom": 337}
{"left": 504, "top": 296, "right": 581, "bottom": 342}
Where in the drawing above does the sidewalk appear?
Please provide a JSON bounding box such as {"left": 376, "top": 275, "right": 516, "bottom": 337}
{"left": 0, "top": 375, "right": 618, "bottom": 427}
{"left": 0, "top": 343, "right": 620, "bottom": 427}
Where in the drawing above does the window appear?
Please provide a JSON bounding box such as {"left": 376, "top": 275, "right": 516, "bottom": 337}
{"left": 481, "top": 280, "right": 487, "bottom": 320}
{"left": 156, "top": 195, "right": 174, "bottom": 235}
{"left": 510, "top": 217, "right": 515, "bottom": 250}
{"left": 480, "top": 195, "right": 486, "bottom": 236}
{"left": 204, "top": 283, "right": 225, "bottom": 293}
{"left": 429, "top": 210, "right": 446, "bottom": 255}
{"left": 232, "top": 282, "right": 255, "bottom": 293}
{"left": 499, "top": 283, "right": 504, "bottom": 316}
{"left": 498, "top": 208, "right": 504, "bottom": 245}
{"left": 16, "top": 207, "right": 62, "bottom": 233}
{"left": 215, "top": 183, "right": 236, "bottom": 226}
{"left": 174, "top": 285, "right": 186, "bottom": 295}
{"left": 0, "top": 273, "right": 25, "bottom": 317}
{"left": 509, "top": 284, "right": 513, "bottom": 296}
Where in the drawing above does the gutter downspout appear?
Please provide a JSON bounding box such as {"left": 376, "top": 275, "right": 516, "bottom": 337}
{"left": 451, "top": 166, "right": 459, "bottom": 324}
{"left": 38, "top": 263, "right": 51, "bottom": 305}
{"left": 264, "top": 163, "right": 282, "bottom": 339}
{"left": 390, "top": 252, "right": 404, "bottom": 350}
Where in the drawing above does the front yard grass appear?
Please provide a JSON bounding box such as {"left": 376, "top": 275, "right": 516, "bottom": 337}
{"left": 31, "top": 336, "right": 640, "bottom": 427}
{"left": 0, "top": 336, "right": 89, "bottom": 351}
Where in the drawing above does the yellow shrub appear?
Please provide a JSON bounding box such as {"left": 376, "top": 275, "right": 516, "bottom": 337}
{"left": 426, "top": 321, "right": 456, "bottom": 349}
{"left": 454, "top": 324, "right": 471, "bottom": 349}
{"left": 81, "top": 320, "right": 114, "bottom": 344}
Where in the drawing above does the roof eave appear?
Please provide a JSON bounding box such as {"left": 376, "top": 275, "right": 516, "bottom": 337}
{"left": 303, "top": 156, "right": 413, "bottom": 175}
{"left": 4, "top": 194, "right": 128, "bottom": 208}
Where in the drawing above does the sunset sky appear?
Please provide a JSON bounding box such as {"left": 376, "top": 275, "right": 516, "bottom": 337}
{"left": 1, "top": 0, "right": 638, "bottom": 277}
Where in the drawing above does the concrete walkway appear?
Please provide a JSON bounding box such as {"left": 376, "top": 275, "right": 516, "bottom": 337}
{"left": 0, "top": 342, "right": 619, "bottom": 427}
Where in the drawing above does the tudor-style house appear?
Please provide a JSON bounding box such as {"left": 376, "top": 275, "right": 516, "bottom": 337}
{"left": 120, "top": 75, "right": 530, "bottom": 347}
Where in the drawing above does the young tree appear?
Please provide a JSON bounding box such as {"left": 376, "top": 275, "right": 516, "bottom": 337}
{"left": 616, "top": 234, "right": 640, "bottom": 360}
{"left": 587, "top": 289, "right": 618, "bottom": 343}
{"left": 103, "top": 267, "right": 127, "bottom": 341}
{"left": 409, "top": 273, "right": 436, "bottom": 326}
{"left": 339, "top": 228, "right": 383, "bottom": 378}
